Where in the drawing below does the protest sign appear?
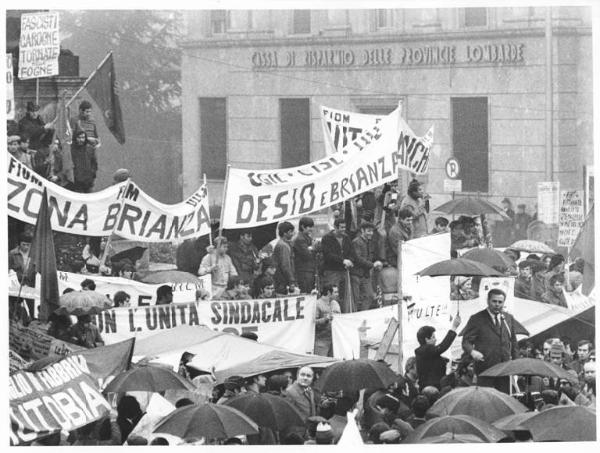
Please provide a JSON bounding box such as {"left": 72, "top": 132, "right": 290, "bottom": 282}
{"left": 223, "top": 107, "right": 433, "bottom": 228}
{"left": 92, "top": 296, "right": 317, "bottom": 353}
{"left": 558, "top": 190, "right": 584, "bottom": 247}
{"left": 18, "top": 12, "right": 60, "bottom": 80}
{"left": 537, "top": 181, "right": 560, "bottom": 224}
{"left": 56, "top": 271, "right": 211, "bottom": 306}
{"left": 9, "top": 321, "right": 81, "bottom": 362}
{"left": 320, "top": 105, "right": 383, "bottom": 153}
{"left": 7, "top": 53, "right": 15, "bottom": 119}
{"left": 9, "top": 357, "right": 112, "bottom": 445}
{"left": 7, "top": 155, "right": 211, "bottom": 241}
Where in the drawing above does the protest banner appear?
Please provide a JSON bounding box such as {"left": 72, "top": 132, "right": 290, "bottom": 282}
{"left": 537, "top": 181, "right": 560, "bottom": 224}
{"left": 7, "top": 155, "right": 211, "bottom": 241}
{"left": 91, "top": 296, "right": 317, "bottom": 353}
{"left": 9, "top": 321, "right": 83, "bottom": 361}
{"left": 18, "top": 12, "right": 60, "bottom": 80}
{"left": 7, "top": 53, "right": 15, "bottom": 119}
{"left": 9, "top": 357, "right": 112, "bottom": 445}
{"left": 320, "top": 105, "right": 383, "bottom": 153}
{"left": 222, "top": 106, "right": 434, "bottom": 228}
{"left": 558, "top": 190, "right": 585, "bottom": 247}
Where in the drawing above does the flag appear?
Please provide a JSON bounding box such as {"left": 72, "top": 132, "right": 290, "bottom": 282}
{"left": 27, "top": 189, "right": 60, "bottom": 322}
{"left": 85, "top": 52, "right": 125, "bottom": 144}
{"left": 570, "top": 204, "right": 594, "bottom": 295}
{"left": 52, "top": 94, "right": 74, "bottom": 183}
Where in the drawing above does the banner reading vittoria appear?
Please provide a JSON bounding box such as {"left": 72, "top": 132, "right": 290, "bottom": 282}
{"left": 7, "top": 155, "right": 211, "bottom": 242}
{"left": 222, "top": 107, "right": 433, "bottom": 228}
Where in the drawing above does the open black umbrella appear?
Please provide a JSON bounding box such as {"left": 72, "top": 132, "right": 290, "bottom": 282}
{"left": 403, "top": 415, "right": 509, "bottom": 443}
{"left": 104, "top": 364, "right": 194, "bottom": 393}
{"left": 415, "top": 432, "right": 485, "bottom": 443}
{"left": 139, "top": 270, "right": 200, "bottom": 285}
{"left": 480, "top": 358, "right": 578, "bottom": 383}
{"left": 153, "top": 403, "right": 259, "bottom": 440}
{"left": 223, "top": 392, "right": 304, "bottom": 432}
{"left": 314, "top": 359, "right": 398, "bottom": 393}
{"left": 433, "top": 197, "right": 509, "bottom": 219}
{"left": 417, "top": 258, "right": 503, "bottom": 278}
{"left": 110, "top": 246, "right": 147, "bottom": 264}
{"left": 461, "top": 248, "right": 514, "bottom": 272}
{"left": 520, "top": 406, "right": 596, "bottom": 441}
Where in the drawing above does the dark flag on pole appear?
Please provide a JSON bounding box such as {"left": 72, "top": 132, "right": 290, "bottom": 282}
{"left": 27, "top": 189, "right": 60, "bottom": 322}
{"left": 85, "top": 52, "right": 126, "bottom": 144}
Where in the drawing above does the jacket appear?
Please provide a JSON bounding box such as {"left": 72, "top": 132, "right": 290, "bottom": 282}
{"left": 400, "top": 194, "right": 428, "bottom": 238}
{"left": 514, "top": 276, "right": 533, "bottom": 300}
{"left": 386, "top": 222, "right": 412, "bottom": 265}
{"left": 228, "top": 240, "right": 260, "bottom": 284}
{"left": 320, "top": 230, "right": 353, "bottom": 272}
{"left": 351, "top": 234, "right": 375, "bottom": 278}
{"left": 71, "top": 142, "right": 98, "bottom": 185}
{"left": 415, "top": 330, "right": 457, "bottom": 389}
{"left": 292, "top": 230, "right": 314, "bottom": 274}
{"left": 462, "top": 309, "right": 519, "bottom": 375}
{"left": 285, "top": 382, "right": 320, "bottom": 420}
{"left": 18, "top": 114, "right": 52, "bottom": 150}
{"left": 272, "top": 239, "right": 295, "bottom": 293}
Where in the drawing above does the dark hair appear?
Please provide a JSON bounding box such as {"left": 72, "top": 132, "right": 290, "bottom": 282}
{"left": 79, "top": 100, "right": 92, "bottom": 111}
{"left": 278, "top": 221, "right": 294, "bottom": 237}
{"left": 299, "top": 216, "right": 314, "bottom": 230}
{"left": 227, "top": 275, "right": 247, "bottom": 290}
{"left": 549, "top": 274, "right": 565, "bottom": 286}
{"left": 375, "top": 394, "right": 399, "bottom": 413}
{"left": 282, "top": 432, "right": 305, "bottom": 445}
{"left": 117, "top": 395, "right": 142, "bottom": 419}
{"left": 258, "top": 276, "right": 275, "bottom": 291}
{"left": 150, "top": 437, "right": 169, "bottom": 445}
{"left": 320, "top": 283, "right": 336, "bottom": 297}
{"left": 18, "top": 135, "right": 30, "bottom": 144}
{"left": 578, "top": 339, "right": 593, "bottom": 349}
{"left": 487, "top": 288, "right": 506, "bottom": 301}
{"left": 214, "top": 235, "right": 228, "bottom": 247}
{"left": 369, "top": 422, "right": 391, "bottom": 444}
{"left": 113, "top": 291, "right": 131, "bottom": 307}
{"left": 62, "top": 287, "right": 75, "bottom": 295}
{"left": 411, "top": 395, "right": 430, "bottom": 418}
{"left": 81, "top": 278, "right": 96, "bottom": 290}
{"left": 113, "top": 259, "right": 135, "bottom": 276}
{"left": 18, "top": 232, "right": 33, "bottom": 243}
{"left": 360, "top": 221, "right": 375, "bottom": 231}
{"left": 398, "top": 208, "right": 413, "bottom": 220}
{"left": 548, "top": 254, "right": 565, "bottom": 271}
{"left": 518, "top": 260, "right": 533, "bottom": 270}
{"left": 334, "top": 395, "right": 354, "bottom": 416}
{"left": 541, "top": 389, "right": 559, "bottom": 405}
{"left": 527, "top": 254, "right": 541, "bottom": 261}
{"left": 416, "top": 326, "right": 436, "bottom": 346}
{"left": 434, "top": 217, "right": 449, "bottom": 227}
{"left": 334, "top": 217, "right": 346, "bottom": 229}
{"left": 26, "top": 101, "right": 40, "bottom": 112}
{"left": 240, "top": 332, "right": 258, "bottom": 341}
{"left": 156, "top": 284, "right": 173, "bottom": 300}
{"left": 175, "top": 398, "right": 194, "bottom": 408}
{"left": 266, "top": 374, "right": 289, "bottom": 393}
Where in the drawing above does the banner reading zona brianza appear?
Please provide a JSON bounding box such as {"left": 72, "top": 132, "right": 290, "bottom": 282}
{"left": 92, "top": 296, "right": 317, "bottom": 353}
{"left": 7, "top": 155, "right": 210, "bottom": 242}
{"left": 222, "top": 107, "right": 433, "bottom": 228}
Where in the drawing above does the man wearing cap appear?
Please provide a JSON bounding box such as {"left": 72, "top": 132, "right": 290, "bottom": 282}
{"left": 400, "top": 179, "right": 428, "bottom": 238}
{"left": 462, "top": 288, "right": 519, "bottom": 393}
{"left": 285, "top": 366, "right": 320, "bottom": 421}
{"left": 228, "top": 230, "right": 261, "bottom": 289}
{"left": 514, "top": 203, "right": 532, "bottom": 241}
{"left": 18, "top": 101, "right": 54, "bottom": 152}
{"left": 71, "top": 100, "right": 100, "bottom": 149}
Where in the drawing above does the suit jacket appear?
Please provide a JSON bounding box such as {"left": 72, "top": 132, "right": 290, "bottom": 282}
{"left": 350, "top": 235, "right": 375, "bottom": 278}
{"left": 292, "top": 231, "right": 314, "bottom": 274}
{"left": 462, "top": 309, "right": 519, "bottom": 376}
{"left": 321, "top": 231, "right": 353, "bottom": 272}
{"left": 285, "top": 383, "right": 320, "bottom": 421}
{"left": 415, "top": 329, "right": 457, "bottom": 389}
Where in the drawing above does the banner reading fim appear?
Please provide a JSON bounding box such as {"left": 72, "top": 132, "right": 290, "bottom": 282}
{"left": 7, "top": 155, "right": 211, "bottom": 242}
{"left": 320, "top": 105, "right": 384, "bottom": 153}
{"left": 222, "top": 106, "right": 433, "bottom": 228}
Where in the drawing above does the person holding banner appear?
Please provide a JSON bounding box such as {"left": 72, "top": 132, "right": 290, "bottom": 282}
{"left": 321, "top": 218, "right": 353, "bottom": 313}
{"left": 198, "top": 236, "right": 238, "bottom": 299}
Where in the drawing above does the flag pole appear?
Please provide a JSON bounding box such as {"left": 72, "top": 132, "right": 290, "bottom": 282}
{"left": 66, "top": 51, "right": 113, "bottom": 108}
{"left": 396, "top": 99, "right": 405, "bottom": 374}
{"left": 204, "top": 174, "right": 213, "bottom": 247}
{"left": 218, "top": 165, "right": 231, "bottom": 239}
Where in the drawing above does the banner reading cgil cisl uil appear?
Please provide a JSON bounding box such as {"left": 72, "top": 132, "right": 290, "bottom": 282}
{"left": 222, "top": 106, "right": 433, "bottom": 228}
{"left": 93, "top": 296, "right": 317, "bottom": 354}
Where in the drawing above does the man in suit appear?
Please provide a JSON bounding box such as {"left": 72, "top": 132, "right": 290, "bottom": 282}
{"left": 285, "top": 366, "right": 320, "bottom": 421}
{"left": 320, "top": 218, "right": 354, "bottom": 312}
{"left": 462, "top": 288, "right": 519, "bottom": 393}
{"left": 415, "top": 314, "right": 462, "bottom": 389}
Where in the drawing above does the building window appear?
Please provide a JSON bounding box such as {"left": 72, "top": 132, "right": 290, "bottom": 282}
{"left": 376, "top": 9, "right": 393, "bottom": 29}
{"left": 210, "top": 10, "right": 228, "bottom": 34}
{"left": 464, "top": 8, "right": 487, "bottom": 27}
{"left": 200, "top": 98, "right": 227, "bottom": 180}
{"left": 452, "top": 97, "right": 489, "bottom": 192}
{"left": 280, "top": 99, "right": 310, "bottom": 168}
{"left": 292, "top": 10, "right": 311, "bottom": 34}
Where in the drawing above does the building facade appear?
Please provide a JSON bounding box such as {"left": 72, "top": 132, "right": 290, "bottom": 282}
{"left": 180, "top": 7, "right": 593, "bottom": 216}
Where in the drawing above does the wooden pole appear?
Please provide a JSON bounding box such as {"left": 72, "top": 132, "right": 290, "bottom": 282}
{"left": 204, "top": 174, "right": 213, "bottom": 247}
{"left": 397, "top": 238, "right": 403, "bottom": 373}
{"left": 66, "top": 51, "right": 113, "bottom": 108}
{"left": 35, "top": 78, "right": 39, "bottom": 105}
{"left": 218, "top": 165, "right": 231, "bottom": 239}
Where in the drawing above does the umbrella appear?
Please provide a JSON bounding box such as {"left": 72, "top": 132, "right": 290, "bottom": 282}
{"left": 54, "top": 290, "right": 112, "bottom": 316}
{"left": 427, "top": 386, "right": 528, "bottom": 423}
{"left": 462, "top": 248, "right": 515, "bottom": 272}
{"left": 508, "top": 240, "right": 555, "bottom": 254}
{"left": 222, "top": 222, "right": 278, "bottom": 251}
{"left": 104, "top": 364, "right": 195, "bottom": 393}
{"left": 403, "top": 415, "right": 508, "bottom": 443}
{"left": 223, "top": 392, "right": 304, "bottom": 432}
{"left": 492, "top": 412, "right": 536, "bottom": 431}
{"left": 110, "top": 246, "right": 147, "bottom": 264}
{"left": 520, "top": 406, "right": 596, "bottom": 441}
{"left": 479, "top": 358, "right": 578, "bottom": 383}
{"left": 417, "top": 258, "right": 503, "bottom": 277}
{"left": 153, "top": 403, "right": 259, "bottom": 440}
{"left": 433, "top": 196, "right": 509, "bottom": 219}
{"left": 314, "top": 358, "right": 398, "bottom": 393}
{"left": 415, "top": 432, "right": 485, "bottom": 443}
{"left": 140, "top": 270, "right": 201, "bottom": 285}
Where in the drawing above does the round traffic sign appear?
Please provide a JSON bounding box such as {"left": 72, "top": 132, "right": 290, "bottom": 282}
{"left": 445, "top": 157, "right": 460, "bottom": 179}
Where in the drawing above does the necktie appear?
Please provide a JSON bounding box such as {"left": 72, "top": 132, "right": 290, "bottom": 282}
{"left": 495, "top": 314, "right": 500, "bottom": 329}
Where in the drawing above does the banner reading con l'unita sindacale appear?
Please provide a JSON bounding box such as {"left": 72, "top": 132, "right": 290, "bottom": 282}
{"left": 7, "top": 155, "right": 211, "bottom": 242}
{"left": 222, "top": 106, "right": 433, "bottom": 228}
{"left": 92, "top": 296, "right": 317, "bottom": 354}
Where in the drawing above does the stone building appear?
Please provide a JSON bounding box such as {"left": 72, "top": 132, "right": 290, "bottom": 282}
{"left": 180, "top": 7, "right": 593, "bottom": 218}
